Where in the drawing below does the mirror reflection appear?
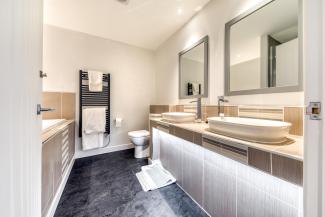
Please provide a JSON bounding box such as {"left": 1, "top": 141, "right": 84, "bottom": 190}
{"left": 227, "top": 0, "right": 300, "bottom": 94}
{"left": 179, "top": 36, "right": 208, "bottom": 99}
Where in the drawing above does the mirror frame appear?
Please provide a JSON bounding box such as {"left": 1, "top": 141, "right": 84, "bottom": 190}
{"left": 224, "top": 0, "right": 303, "bottom": 96}
{"left": 179, "top": 35, "right": 209, "bottom": 99}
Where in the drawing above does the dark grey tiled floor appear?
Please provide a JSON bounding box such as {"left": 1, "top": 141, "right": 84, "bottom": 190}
{"left": 54, "top": 149, "right": 208, "bottom": 217}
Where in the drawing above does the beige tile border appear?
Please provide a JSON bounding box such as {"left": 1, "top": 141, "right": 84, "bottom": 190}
{"left": 149, "top": 104, "right": 304, "bottom": 136}
{"left": 42, "top": 92, "right": 76, "bottom": 120}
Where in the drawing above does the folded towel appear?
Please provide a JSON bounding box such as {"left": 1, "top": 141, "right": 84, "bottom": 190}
{"left": 82, "top": 132, "right": 104, "bottom": 150}
{"left": 82, "top": 107, "right": 106, "bottom": 150}
{"left": 82, "top": 108, "right": 106, "bottom": 134}
{"left": 88, "top": 71, "right": 103, "bottom": 92}
{"left": 192, "top": 83, "right": 200, "bottom": 95}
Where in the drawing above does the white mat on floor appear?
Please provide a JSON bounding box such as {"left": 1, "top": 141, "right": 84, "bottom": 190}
{"left": 136, "top": 161, "right": 176, "bottom": 192}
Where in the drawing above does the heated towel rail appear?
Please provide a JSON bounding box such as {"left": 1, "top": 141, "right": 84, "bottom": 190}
{"left": 79, "top": 70, "right": 110, "bottom": 137}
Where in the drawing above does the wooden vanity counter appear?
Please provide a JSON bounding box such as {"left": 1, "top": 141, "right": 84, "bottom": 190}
{"left": 42, "top": 119, "right": 74, "bottom": 143}
{"left": 149, "top": 117, "right": 303, "bottom": 186}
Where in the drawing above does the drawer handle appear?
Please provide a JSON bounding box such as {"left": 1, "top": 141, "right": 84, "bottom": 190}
{"left": 203, "top": 138, "right": 247, "bottom": 156}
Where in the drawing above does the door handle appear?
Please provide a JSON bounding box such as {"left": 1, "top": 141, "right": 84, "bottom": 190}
{"left": 37, "top": 104, "right": 55, "bottom": 115}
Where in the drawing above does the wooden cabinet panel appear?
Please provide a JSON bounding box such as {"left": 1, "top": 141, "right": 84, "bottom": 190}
{"left": 272, "top": 154, "right": 303, "bottom": 186}
{"left": 42, "top": 137, "right": 55, "bottom": 216}
{"left": 193, "top": 132, "right": 202, "bottom": 146}
{"left": 174, "top": 126, "right": 193, "bottom": 143}
{"left": 53, "top": 131, "right": 63, "bottom": 191}
{"left": 68, "top": 123, "right": 75, "bottom": 163}
{"left": 248, "top": 148, "right": 271, "bottom": 173}
{"left": 42, "top": 122, "right": 75, "bottom": 217}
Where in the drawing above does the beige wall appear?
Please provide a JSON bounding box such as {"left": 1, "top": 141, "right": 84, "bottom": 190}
{"left": 154, "top": 0, "right": 304, "bottom": 106}
{"left": 43, "top": 25, "right": 155, "bottom": 158}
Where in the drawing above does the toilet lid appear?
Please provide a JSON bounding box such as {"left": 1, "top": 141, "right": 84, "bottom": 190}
{"left": 128, "top": 130, "right": 150, "bottom": 138}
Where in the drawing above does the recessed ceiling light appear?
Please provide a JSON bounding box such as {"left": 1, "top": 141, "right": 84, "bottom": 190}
{"left": 178, "top": 8, "right": 183, "bottom": 15}
{"left": 116, "top": 0, "right": 130, "bottom": 5}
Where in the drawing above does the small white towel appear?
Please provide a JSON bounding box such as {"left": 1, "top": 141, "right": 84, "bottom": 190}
{"left": 88, "top": 71, "right": 103, "bottom": 92}
{"left": 82, "top": 108, "right": 106, "bottom": 134}
{"left": 82, "top": 108, "right": 106, "bottom": 150}
{"left": 192, "top": 82, "right": 200, "bottom": 95}
{"left": 82, "top": 133, "right": 104, "bottom": 151}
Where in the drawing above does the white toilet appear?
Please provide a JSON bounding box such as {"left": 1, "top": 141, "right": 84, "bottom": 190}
{"left": 128, "top": 130, "right": 150, "bottom": 158}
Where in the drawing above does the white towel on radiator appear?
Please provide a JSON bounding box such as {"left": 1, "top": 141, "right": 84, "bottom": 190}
{"left": 82, "top": 108, "right": 106, "bottom": 150}
{"left": 82, "top": 133, "right": 104, "bottom": 150}
{"left": 88, "top": 71, "right": 103, "bottom": 92}
{"left": 83, "top": 108, "right": 106, "bottom": 134}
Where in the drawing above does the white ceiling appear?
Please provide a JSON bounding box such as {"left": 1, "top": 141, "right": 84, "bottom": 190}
{"left": 44, "top": 0, "right": 210, "bottom": 50}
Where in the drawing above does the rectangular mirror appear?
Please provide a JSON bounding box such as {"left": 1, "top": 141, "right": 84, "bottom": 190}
{"left": 179, "top": 36, "right": 209, "bottom": 99}
{"left": 225, "top": 0, "right": 302, "bottom": 96}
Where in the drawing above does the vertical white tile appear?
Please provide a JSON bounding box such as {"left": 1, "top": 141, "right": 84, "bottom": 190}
{"left": 203, "top": 154, "right": 236, "bottom": 217}
{"left": 237, "top": 162, "right": 302, "bottom": 209}
{"left": 182, "top": 141, "right": 204, "bottom": 205}
{"left": 159, "top": 131, "right": 183, "bottom": 185}
{"left": 237, "top": 180, "right": 299, "bottom": 217}
{"left": 152, "top": 128, "right": 160, "bottom": 160}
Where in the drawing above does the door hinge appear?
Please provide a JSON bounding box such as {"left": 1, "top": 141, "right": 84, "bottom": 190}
{"left": 39, "top": 70, "right": 47, "bottom": 78}
{"left": 306, "top": 102, "right": 321, "bottom": 120}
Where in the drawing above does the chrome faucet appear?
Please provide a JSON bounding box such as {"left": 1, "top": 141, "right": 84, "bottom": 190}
{"left": 218, "top": 96, "right": 229, "bottom": 117}
{"left": 190, "top": 97, "right": 202, "bottom": 121}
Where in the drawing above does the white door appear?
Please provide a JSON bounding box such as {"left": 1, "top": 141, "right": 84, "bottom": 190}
{"left": 0, "top": 0, "right": 43, "bottom": 217}
{"left": 303, "top": 0, "right": 325, "bottom": 217}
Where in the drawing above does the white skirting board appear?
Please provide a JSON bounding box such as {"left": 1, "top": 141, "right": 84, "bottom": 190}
{"left": 75, "top": 143, "right": 135, "bottom": 159}
{"left": 46, "top": 156, "right": 75, "bottom": 217}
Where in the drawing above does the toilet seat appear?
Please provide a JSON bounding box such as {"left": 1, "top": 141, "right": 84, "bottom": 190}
{"left": 128, "top": 130, "right": 150, "bottom": 138}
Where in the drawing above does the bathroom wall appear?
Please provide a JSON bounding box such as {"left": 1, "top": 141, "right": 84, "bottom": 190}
{"left": 43, "top": 25, "right": 156, "bottom": 158}
{"left": 154, "top": 0, "right": 304, "bottom": 106}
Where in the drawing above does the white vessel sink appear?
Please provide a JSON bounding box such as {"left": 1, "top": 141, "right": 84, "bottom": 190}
{"left": 162, "top": 112, "right": 196, "bottom": 123}
{"left": 207, "top": 117, "right": 292, "bottom": 144}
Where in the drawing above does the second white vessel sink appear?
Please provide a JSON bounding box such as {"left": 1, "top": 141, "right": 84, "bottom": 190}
{"left": 207, "top": 117, "right": 292, "bottom": 144}
{"left": 162, "top": 112, "right": 196, "bottom": 123}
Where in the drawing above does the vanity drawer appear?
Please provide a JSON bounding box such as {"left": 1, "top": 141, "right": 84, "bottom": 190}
{"left": 156, "top": 123, "right": 170, "bottom": 134}
{"left": 193, "top": 132, "right": 202, "bottom": 146}
{"left": 202, "top": 137, "right": 248, "bottom": 165}
{"left": 271, "top": 154, "right": 303, "bottom": 186}
{"left": 248, "top": 148, "right": 271, "bottom": 174}
{"left": 174, "top": 126, "right": 193, "bottom": 143}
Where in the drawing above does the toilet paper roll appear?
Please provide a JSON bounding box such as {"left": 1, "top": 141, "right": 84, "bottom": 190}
{"left": 115, "top": 118, "right": 123, "bottom": 128}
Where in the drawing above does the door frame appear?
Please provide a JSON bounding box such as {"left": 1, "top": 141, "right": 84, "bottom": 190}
{"left": 303, "top": 0, "right": 324, "bottom": 216}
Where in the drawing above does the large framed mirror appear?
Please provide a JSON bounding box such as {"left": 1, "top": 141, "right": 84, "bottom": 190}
{"left": 225, "top": 0, "right": 302, "bottom": 96}
{"left": 179, "top": 36, "right": 209, "bottom": 99}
